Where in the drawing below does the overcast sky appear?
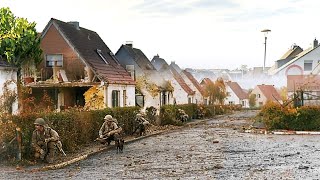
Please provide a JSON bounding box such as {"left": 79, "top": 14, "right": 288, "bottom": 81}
{"left": 2, "top": 0, "right": 319, "bottom": 70}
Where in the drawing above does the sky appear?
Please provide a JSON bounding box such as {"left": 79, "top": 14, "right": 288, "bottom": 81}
{"left": 1, "top": 0, "right": 320, "bottom": 70}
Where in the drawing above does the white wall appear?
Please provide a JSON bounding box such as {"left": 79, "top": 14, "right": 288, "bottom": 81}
{"left": 276, "top": 46, "right": 320, "bottom": 77}
{"left": 105, "top": 84, "right": 135, "bottom": 108}
{"left": 141, "top": 88, "right": 161, "bottom": 111}
{"left": 224, "top": 86, "right": 239, "bottom": 105}
{"left": 251, "top": 87, "right": 266, "bottom": 107}
{"left": 171, "top": 78, "right": 191, "bottom": 104}
{"left": 0, "top": 68, "right": 18, "bottom": 114}
{"left": 224, "top": 86, "right": 249, "bottom": 108}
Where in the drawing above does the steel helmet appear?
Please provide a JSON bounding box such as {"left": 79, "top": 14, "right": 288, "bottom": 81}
{"left": 34, "top": 118, "right": 46, "bottom": 126}
{"left": 104, "top": 115, "right": 113, "bottom": 121}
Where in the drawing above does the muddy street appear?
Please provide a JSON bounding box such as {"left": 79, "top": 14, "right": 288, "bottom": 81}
{"left": 2, "top": 110, "right": 320, "bottom": 179}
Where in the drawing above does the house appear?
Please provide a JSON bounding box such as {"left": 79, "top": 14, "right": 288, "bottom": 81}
{"left": 287, "top": 75, "right": 320, "bottom": 105}
{"left": 269, "top": 39, "right": 320, "bottom": 80}
{"left": 151, "top": 55, "right": 195, "bottom": 104}
{"left": 170, "top": 61, "right": 206, "bottom": 104}
{"left": 181, "top": 70, "right": 208, "bottom": 104}
{"left": 0, "top": 58, "right": 18, "bottom": 114}
{"left": 115, "top": 43, "right": 172, "bottom": 110}
{"left": 251, "top": 84, "right": 282, "bottom": 107}
{"left": 224, "top": 81, "right": 249, "bottom": 108}
{"left": 25, "top": 18, "right": 135, "bottom": 110}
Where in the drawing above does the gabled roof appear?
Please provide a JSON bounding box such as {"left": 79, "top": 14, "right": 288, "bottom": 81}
{"left": 182, "top": 70, "right": 205, "bottom": 96}
{"left": 280, "top": 45, "right": 303, "bottom": 60}
{"left": 271, "top": 46, "right": 314, "bottom": 75}
{"left": 119, "top": 44, "right": 156, "bottom": 71}
{"left": 225, "top": 81, "right": 248, "bottom": 100}
{"left": 170, "top": 61, "right": 182, "bottom": 73}
{"left": 151, "top": 55, "right": 168, "bottom": 71}
{"left": 200, "top": 78, "right": 214, "bottom": 86}
{"left": 42, "top": 18, "right": 134, "bottom": 85}
{"left": 170, "top": 66, "right": 195, "bottom": 95}
{"left": 257, "top": 84, "right": 281, "bottom": 101}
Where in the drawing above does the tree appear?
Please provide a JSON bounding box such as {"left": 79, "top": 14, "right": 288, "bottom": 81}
{"left": 0, "top": 7, "right": 42, "bottom": 75}
{"left": 204, "top": 77, "right": 227, "bottom": 105}
{"left": 249, "top": 93, "right": 256, "bottom": 108}
{"left": 248, "top": 89, "right": 256, "bottom": 108}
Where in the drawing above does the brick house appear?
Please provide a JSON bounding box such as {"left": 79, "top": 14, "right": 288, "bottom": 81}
{"left": 25, "top": 18, "right": 135, "bottom": 110}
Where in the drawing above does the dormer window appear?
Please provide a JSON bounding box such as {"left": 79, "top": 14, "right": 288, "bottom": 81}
{"left": 96, "top": 49, "right": 108, "bottom": 64}
{"left": 109, "top": 51, "right": 121, "bottom": 65}
{"left": 46, "top": 54, "right": 63, "bottom": 67}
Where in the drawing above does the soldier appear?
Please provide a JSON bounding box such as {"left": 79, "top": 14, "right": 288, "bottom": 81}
{"left": 178, "top": 109, "right": 189, "bottom": 122}
{"left": 133, "top": 113, "right": 150, "bottom": 136}
{"left": 31, "top": 118, "right": 60, "bottom": 163}
{"left": 98, "top": 115, "right": 122, "bottom": 145}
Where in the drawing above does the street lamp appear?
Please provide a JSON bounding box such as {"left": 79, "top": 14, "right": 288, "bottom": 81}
{"left": 261, "top": 29, "right": 271, "bottom": 72}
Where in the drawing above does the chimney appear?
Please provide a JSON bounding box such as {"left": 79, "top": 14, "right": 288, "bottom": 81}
{"left": 125, "top": 41, "right": 133, "bottom": 48}
{"left": 313, "top": 38, "right": 318, "bottom": 48}
{"left": 68, "top": 21, "right": 80, "bottom": 30}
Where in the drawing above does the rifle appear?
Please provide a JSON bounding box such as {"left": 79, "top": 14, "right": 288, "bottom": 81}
{"left": 55, "top": 141, "right": 66, "bottom": 156}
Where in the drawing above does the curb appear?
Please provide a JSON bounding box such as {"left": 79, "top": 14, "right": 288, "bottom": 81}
{"left": 272, "top": 131, "right": 320, "bottom": 135}
{"left": 244, "top": 129, "right": 320, "bottom": 135}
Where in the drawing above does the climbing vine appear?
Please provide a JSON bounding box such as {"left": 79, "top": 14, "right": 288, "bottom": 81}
{"left": 83, "top": 85, "right": 104, "bottom": 110}
{"left": 136, "top": 76, "right": 160, "bottom": 97}
{"left": 0, "top": 80, "right": 17, "bottom": 114}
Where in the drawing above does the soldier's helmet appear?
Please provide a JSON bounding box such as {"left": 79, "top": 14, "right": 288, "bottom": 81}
{"left": 104, "top": 115, "right": 113, "bottom": 122}
{"left": 34, "top": 118, "right": 46, "bottom": 126}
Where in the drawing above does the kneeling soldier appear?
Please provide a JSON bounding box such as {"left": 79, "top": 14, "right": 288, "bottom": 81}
{"left": 31, "top": 118, "right": 61, "bottom": 163}
{"left": 98, "top": 115, "right": 122, "bottom": 145}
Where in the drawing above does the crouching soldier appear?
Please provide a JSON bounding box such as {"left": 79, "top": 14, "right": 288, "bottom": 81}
{"left": 31, "top": 118, "right": 61, "bottom": 163}
{"left": 133, "top": 113, "right": 150, "bottom": 136}
{"left": 178, "top": 109, "right": 189, "bottom": 122}
{"left": 97, "top": 115, "right": 122, "bottom": 145}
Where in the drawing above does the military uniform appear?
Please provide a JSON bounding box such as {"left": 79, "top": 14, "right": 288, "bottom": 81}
{"left": 133, "top": 113, "right": 150, "bottom": 136}
{"left": 31, "top": 118, "right": 60, "bottom": 163}
{"left": 98, "top": 115, "right": 121, "bottom": 145}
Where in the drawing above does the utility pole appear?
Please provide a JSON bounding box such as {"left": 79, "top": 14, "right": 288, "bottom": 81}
{"left": 261, "top": 29, "right": 271, "bottom": 72}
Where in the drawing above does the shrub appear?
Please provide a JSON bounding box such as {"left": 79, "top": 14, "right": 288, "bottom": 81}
{"left": 256, "top": 102, "right": 320, "bottom": 131}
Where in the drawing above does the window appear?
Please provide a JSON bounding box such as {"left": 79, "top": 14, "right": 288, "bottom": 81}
{"left": 112, "top": 90, "right": 120, "bottom": 107}
{"left": 46, "top": 54, "right": 63, "bottom": 67}
{"left": 161, "top": 91, "right": 167, "bottom": 105}
{"left": 257, "top": 94, "right": 261, "bottom": 98}
{"left": 123, "top": 90, "right": 127, "bottom": 106}
{"left": 204, "top": 99, "right": 208, "bottom": 105}
{"left": 304, "top": 60, "right": 313, "bottom": 71}
{"left": 136, "top": 94, "right": 144, "bottom": 107}
{"left": 96, "top": 49, "right": 108, "bottom": 64}
{"left": 188, "top": 97, "right": 192, "bottom": 104}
